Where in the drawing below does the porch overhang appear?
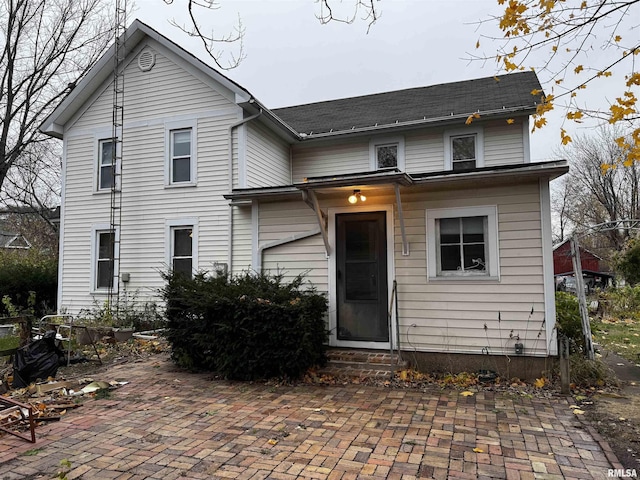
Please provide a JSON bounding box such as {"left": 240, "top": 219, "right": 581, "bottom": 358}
{"left": 223, "top": 160, "right": 569, "bottom": 257}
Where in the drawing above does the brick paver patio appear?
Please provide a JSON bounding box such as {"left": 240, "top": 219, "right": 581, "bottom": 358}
{"left": 0, "top": 353, "right": 620, "bottom": 479}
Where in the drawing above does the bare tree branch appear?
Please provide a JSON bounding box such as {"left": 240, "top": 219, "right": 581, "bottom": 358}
{"left": 316, "top": 0, "right": 380, "bottom": 33}
{"left": 164, "top": 0, "right": 245, "bottom": 69}
{"left": 0, "top": 0, "right": 113, "bottom": 195}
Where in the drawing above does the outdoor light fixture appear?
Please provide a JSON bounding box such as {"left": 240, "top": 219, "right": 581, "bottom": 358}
{"left": 348, "top": 189, "right": 366, "bottom": 204}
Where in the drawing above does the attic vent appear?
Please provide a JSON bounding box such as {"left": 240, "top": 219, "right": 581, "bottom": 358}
{"left": 138, "top": 50, "right": 156, "bottom": 72}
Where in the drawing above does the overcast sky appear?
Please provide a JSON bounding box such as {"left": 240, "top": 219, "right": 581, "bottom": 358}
{"left": 132, "top": 0, "right": 632, "bottom": 163}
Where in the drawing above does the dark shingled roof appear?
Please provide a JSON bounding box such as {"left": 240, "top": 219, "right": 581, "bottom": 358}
{"left": 272, "top": 71, "right": 542, "bottom": 136}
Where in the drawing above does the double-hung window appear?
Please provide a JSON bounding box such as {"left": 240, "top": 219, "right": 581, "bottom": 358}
{"left": 165, "top": 120, "right": 197, "bottom": 186}
{"left": 95, "top": 229, "right": 115, "bottom": 290}
{"left": 444, "top": 128, "right": 484, "bottom": 171}
{"left": 426, "top": 206, "right": 499, "bottom": 280}
{"left": 369, "top": 137, "right": 405, "bottom": 171}
{"left": 451, "top": 135, "right": 477, "bottom": 171}
{"left": 170, "top": 129, "right": 192, "bottom": 183}
{"left": 98, "top": 139, "right": 115, "bottom": 190}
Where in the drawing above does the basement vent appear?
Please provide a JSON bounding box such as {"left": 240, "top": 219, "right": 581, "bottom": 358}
{"left": 138, "top": 50, "right": 156, "bottom": 72}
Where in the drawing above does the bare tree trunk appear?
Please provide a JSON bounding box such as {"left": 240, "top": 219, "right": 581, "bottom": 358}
{"left": 0, "top": 0, "right": 113, "bottom": 194}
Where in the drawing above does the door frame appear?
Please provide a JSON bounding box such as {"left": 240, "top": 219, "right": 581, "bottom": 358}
{"left": 327, "top": 204, "right": 396, "bottom": 349}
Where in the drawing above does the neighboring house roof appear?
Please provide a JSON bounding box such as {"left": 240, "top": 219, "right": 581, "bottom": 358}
{"left": 273, "top": 71, "right": 542, "bottom": 137}
{"left": 0, "top": 231, "right": 31, "bottom": 249}
{"left": 41, "top": 19, "right": 543, "bottom": 143}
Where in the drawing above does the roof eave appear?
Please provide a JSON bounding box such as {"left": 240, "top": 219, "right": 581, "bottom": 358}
{"left": 297, "top": 105, "right": 537, "bottom": 140}
{"left": 411, "top": 160, "right": 569, "bottom": 186}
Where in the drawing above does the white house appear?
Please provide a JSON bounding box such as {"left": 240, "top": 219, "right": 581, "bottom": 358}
{"left": 41, "top": 20, "right": 568, "bottom": 376}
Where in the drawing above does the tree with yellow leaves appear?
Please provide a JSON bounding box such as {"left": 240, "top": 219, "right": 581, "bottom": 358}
{"left": 477, "top": 0, "right": 639, "bottom": 165}
{"left": 308, "top": 0, "right": 639, "bottom": 164}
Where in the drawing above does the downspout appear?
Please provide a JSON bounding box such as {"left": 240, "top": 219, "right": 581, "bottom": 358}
{"left": 227, "top": 108, "right": 263, "bottom": 274}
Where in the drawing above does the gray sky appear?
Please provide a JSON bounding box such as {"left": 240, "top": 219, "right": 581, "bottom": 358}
{"left": 133, "top": 0, "right": 632, "bottom": 163}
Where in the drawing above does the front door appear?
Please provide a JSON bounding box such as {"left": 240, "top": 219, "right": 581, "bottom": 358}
{"left": 336, "top": 212, "right": 388, "bottom": 342}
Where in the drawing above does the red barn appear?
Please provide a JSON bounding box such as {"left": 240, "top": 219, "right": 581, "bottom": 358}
{"left": 553, "top": 239, "right": 603, "bottom": 276}
{"left": 553, "top": 239, "right": 613, "bottom": 290}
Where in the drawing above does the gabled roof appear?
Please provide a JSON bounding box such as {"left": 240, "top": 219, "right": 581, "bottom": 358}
{"left": 41, "top": 19, "right": 542, "bottom": 142}
{"left": 40, "top": 20, "right": 254, "bottom": 139}
{"left": 273, "top": 72, "right": 542, "bottom": 138}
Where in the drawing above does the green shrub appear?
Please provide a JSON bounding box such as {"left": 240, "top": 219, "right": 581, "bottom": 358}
{"left": 0, "top": 250, "right": 57, "bottom": 317}
{"left": 555, "top": 291, "right": 584, "bottom": 352}
{"left": 162, "top": 270, "right": 329, "bottom": 380}
{"left": 599, "top": 285, "right": 640, "bottom": 321}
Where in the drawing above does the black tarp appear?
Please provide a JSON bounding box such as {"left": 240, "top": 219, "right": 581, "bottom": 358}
{"left": 12, "top": 331, "right": 63, "bottom": 388}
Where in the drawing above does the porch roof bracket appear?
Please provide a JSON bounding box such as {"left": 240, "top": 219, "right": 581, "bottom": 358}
{"left": 302, "top": 189, "right": 330, "bottom": 256}
{"left": 394, "top": 184, "right": 410, "bottom": 256}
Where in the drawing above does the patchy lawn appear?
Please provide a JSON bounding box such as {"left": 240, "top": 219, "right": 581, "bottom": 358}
{"left": 591, "top": 317, "right": 640, "bottom": 363}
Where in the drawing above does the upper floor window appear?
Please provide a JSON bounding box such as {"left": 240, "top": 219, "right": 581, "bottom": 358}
{"left": 98, "top": 139, "right": 114, "bottom": 190}
{"left": 451, "top": 135, "right": 477, "bottom": 171}
{"left": 369, "top": 136, "right": 405, "bottom": 171}
{"left": 165, "top": 120, "right": 197, "bottom": 187}
{"left": 170, "top": 129, "right": 192, "bottom": 183}
{"left": 444, "top": 127, "right": 484, "bottom": 171}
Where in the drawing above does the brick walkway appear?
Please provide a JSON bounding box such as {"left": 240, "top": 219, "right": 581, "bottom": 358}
{"left": 0, "top": 354, "right": 620, "bottom": 479}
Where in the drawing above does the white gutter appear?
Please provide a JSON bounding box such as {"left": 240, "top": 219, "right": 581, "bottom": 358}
{"left": 227, "top": 108, "right": 262, "bottom": 273}
{"left": 299, "top": 105, "right": 536, "bottom": 140}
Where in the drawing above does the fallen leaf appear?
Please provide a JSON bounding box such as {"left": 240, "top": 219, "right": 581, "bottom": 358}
{"left": 460, "top": 391, "right": 474, "bottom": 397}
{"left": 573, "top": 409, "right": 585, "bottom": 415}
{"left": 473, "top": 447, "right": 484, "bottom": 453}
{"left": 534, "top": 377, "right": 545, "bottom": 388}
{"left": 267, "top": 439, "right": 278, "bottom": 445}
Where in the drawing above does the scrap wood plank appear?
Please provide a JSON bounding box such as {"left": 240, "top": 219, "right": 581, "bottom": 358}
{"left": 0, "top": 397, "right": 35, "bottom": 443}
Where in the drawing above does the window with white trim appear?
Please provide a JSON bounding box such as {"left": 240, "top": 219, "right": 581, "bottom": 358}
{"left": 444, "top": 127, "right": 484, "bottom": 171}
{"left": 451, "top": 134, "right": 477, "bottom": 171}
{"left": 170, "top": 129, "right": 192, "bottom": 183}
{"left": 165, "top": 120, "right": 197, "bottom": 186}
{"left": 426, "top": 206, "right": 499, "bottom": 280}
{"left": 369, "top": 137, "right": 405, "bottom": 171}
{"left": 98, "top": 139, "right": 115, "bottom": 190}
{"left": 171, "top": 226, "right": 194, "bottom": 278}
{"left": 95, "top": 230, "right": 115, "bottom": 289}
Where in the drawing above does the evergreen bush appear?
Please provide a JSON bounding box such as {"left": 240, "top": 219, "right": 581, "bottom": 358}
{"left": 162, "top": 270, "right": 329, "bottom": 380}
{"left": 0, "top": 250, "right": 57, "bottom": 317}
{"left": 555, "top": 291, "right": 584, "bottom": 352}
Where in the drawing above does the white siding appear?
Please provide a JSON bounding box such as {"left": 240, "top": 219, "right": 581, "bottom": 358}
{"left": 484, "top": 121, "right": 525, "bottom": 167}
{"left": 232, "top": 206, "right": 252, "bottom": 274}
{"left": 405, "top": 130, "right": 444, "bottom": 174}
{"left": 259, "top": 201, "right": 328, "bottom": 293}
{"left": 393, "top": 182, "right": 546, "bottom": 356}
{"left": 71, "top": 42, "right": 235, "bottom": 131}
{"left": 59, "top": 42, "right": 240, "bottom": 314}
{"left": 246, "top": 121, "right": 290, "bottom": 187}
{"left": 249, "top": 181, "right": 548, "bottom": 356}
{"left": 291, "top": 120, "right": 528, "bottom": 181}
{"left": 291, "top": 139, "right": 369, "bottom": 182}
